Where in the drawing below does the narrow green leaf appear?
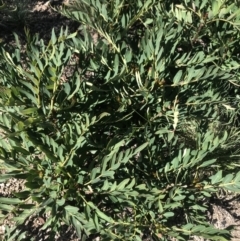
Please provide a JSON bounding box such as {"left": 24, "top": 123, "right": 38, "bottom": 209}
{"left": 67, "top": 74, "right": 81, "bottom": 100}
{"left": 110, "top": 181, "right": 117, "bottom": 192}
{"left": 126, "top": 178, "right": 135, "bottom": 189}
{"left": 101, "top": 170, "right": 114, "bottom": 178}
{"left": 90, "top": 167, "right": 100, "bottom": 180}
{"left": 171, "top": 157, "right": 180, "bottom": 169}
{"left": 64, "top": 82, "right": 71, "bottom": 95}
{"left": 18, "top": 89, "right": 38, "bottom": 105}
{"left": 222, "top": 174, "right": 234, "bottom": 184}
{"left": 51, "top": 28, "right": 57, "bottom": 44}
{"left": 41, "top": 217, "right": 53, "bottom": 230}
{"left": 64, "top": 205, "right": 79, "bottom": 214}
{"left": 173, "top": 70, "right": 183, "bottom": 84}
{"left": 56, "top": 198, "right": 65, "bottom": 206}
{"left": 16, "top": 121, "right": 25, "bottom": 131}
{"left": 110, "top": 162, "right": 120, "bottom": 171}
{"left": 20, "top": 107, "right": 38, "bottom": 115}
{"left": 210, "top": 170, "right": 222, "bottom": 185}
{"left": 199, "top": 159, "right": 216, "bottom": 168}
{"left": 163, "top": 212, "right": 174, "bottom": 218}
{"left": 101, "top": 180, "right": 109, "bottom": 191}
{"left": 136, "top": 184, "right": 147, "bottom": 190}
{"left": 72, "top": 217, "right": 82, "bottom": 238}
{"left": 0, "top": 197, "right": 22, "bottom": 204}
{"left": 192, "top": 225, "right": 206, "bottom": 232}
{"left": 173, "top": 195, "right": 186, "bottom": 201}
{"left": 133, "top": 142, "right": 148, "bottom": 156}
{"left": 234, "top": 171, "right": 240, "bottom": 182}
{"left": 13, "top": 191, "right": 31, "bottom": 199}
{"left": 0, "top": 203, "right": 14, "bottom": 212}
{"left": 96, "top": 209, "right": 113, "bottom": 223}
{"left": 66, "top": 31, "right": 78, "bottom": 39}
{"left": 84, "top": 205, "right": 91, "bottom": 220}
{"left": 101, "top": 155, "right": 111, "bottom": 174}
{"left": 94, "top": 212, "right": 100, "bottom": 231}
{"left": 13, "top": 209, "right": 34, "bottom": 225}
{"left": 116, "top": 178, "right": 130, "bottom": 190}
{"left": 164, "top": 162, "right": 170, "bottom": 173}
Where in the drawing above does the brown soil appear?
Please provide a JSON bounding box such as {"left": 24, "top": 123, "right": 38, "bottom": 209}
{"left": 0, "top": 1, "right": 240, "bottom": 240}
{"left": 0, "top": 0, "right": 80, "bottom": 45}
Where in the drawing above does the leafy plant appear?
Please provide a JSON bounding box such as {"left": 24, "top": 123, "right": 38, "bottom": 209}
{"left": 0, "top": 0, "right": 240, "bottom": 240}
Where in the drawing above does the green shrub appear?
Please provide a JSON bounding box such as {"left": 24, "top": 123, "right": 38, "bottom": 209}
{"left": 0, "top": 0, "right": 240, "bottom": 240}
